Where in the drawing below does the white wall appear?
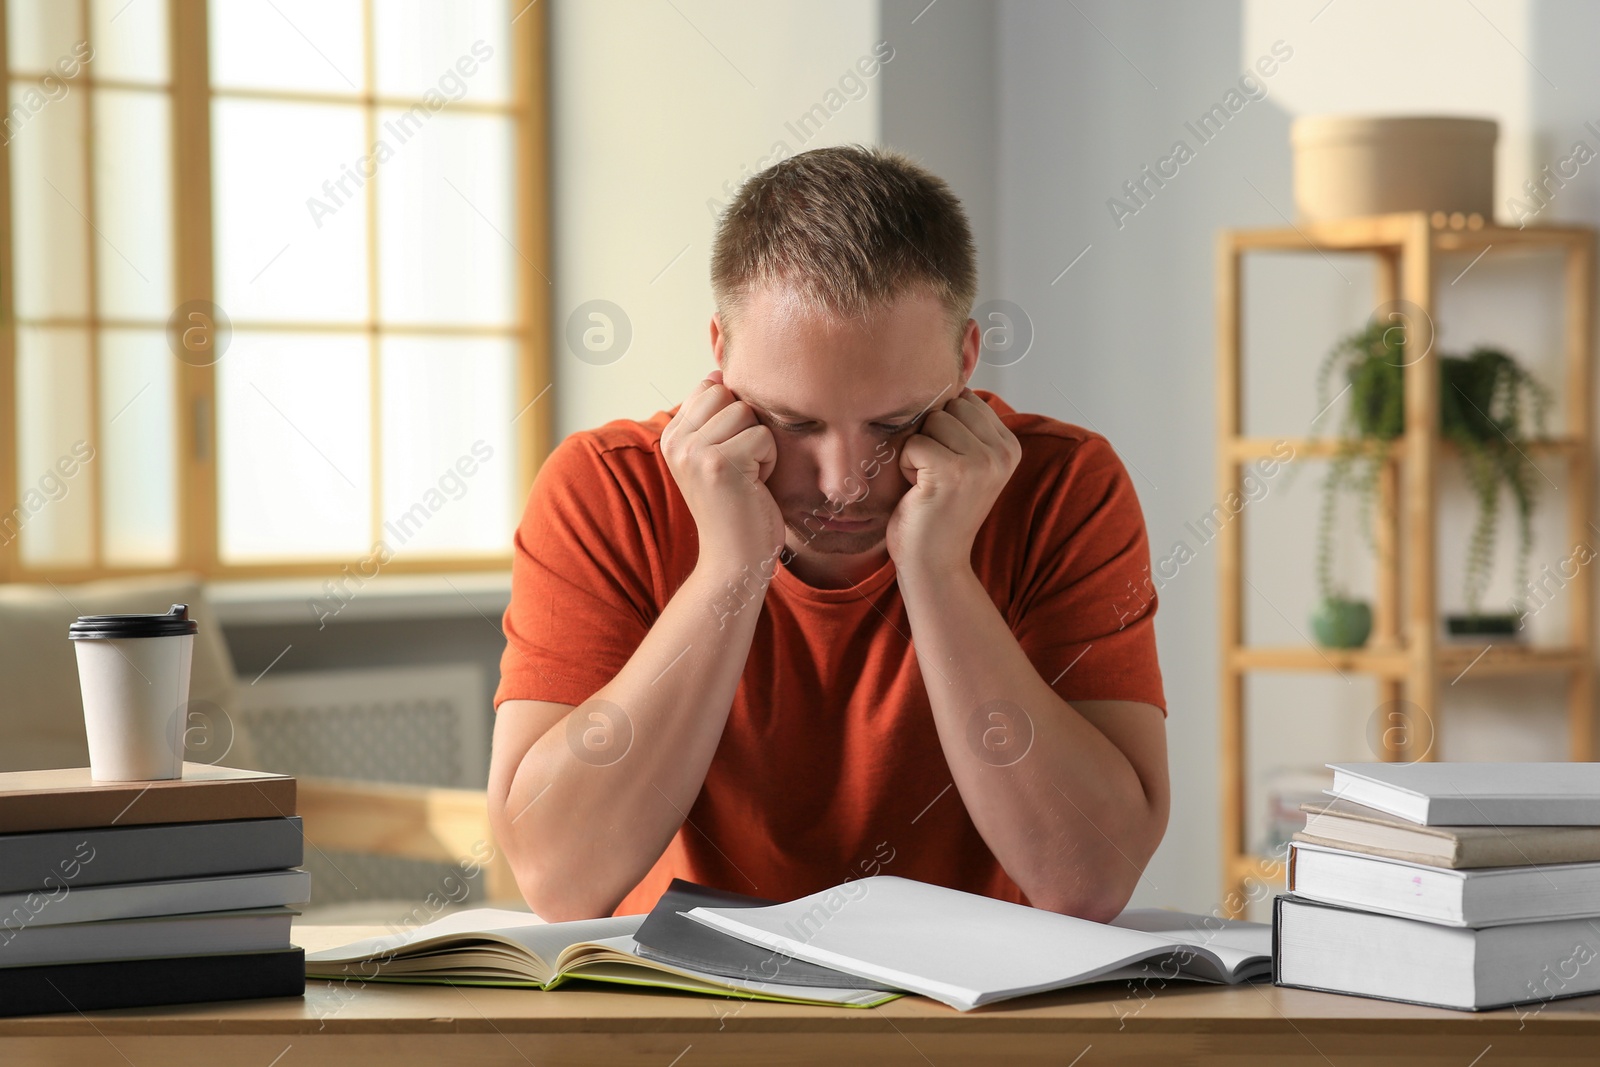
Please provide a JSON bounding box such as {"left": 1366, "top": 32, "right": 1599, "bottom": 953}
{"left": 548, "top": 0, "right": 882, "bottom": 438}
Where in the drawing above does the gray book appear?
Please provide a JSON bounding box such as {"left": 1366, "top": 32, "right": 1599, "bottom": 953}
{"left": 0, "top": 908, "right": 294, "bottom": 970}
{"left": 0, "top": 817, "right": 303, "bottom": 894}
{"left": 0, "top": 868, "right": 310, "bottom": 927}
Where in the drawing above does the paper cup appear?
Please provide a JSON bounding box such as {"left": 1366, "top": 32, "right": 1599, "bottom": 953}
{"left": 69, "top": 604, "right": 199, "bottom": 782}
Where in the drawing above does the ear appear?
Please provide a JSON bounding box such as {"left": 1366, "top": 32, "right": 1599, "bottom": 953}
{"left": 711, "top": 312, "right": 727, "bottom": 372}
{"left": 958, "top": 317, "right": 980, "bottom": 386}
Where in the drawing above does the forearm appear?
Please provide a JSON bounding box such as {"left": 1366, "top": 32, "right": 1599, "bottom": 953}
{"left": 898, "top": 563, "right": 1161, "bottom": 920}
{"left": 499, "top": 559, "right": 769, "bottom": 919}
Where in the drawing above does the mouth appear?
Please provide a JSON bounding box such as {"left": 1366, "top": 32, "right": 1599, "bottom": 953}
{"left": 820, "top": 514, "right": 879, "bottom": 531}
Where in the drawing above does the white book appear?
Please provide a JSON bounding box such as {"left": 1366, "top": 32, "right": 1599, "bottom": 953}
{"left": 1326, "top": 762, "right": 1600, "bottom": 825}
{"left": 1276, "top": 895, "right": 1600, "bottom": 1010}
{"left": 1289, "top": 842, "right": 1600, "bottom": 926}
{"left": 0, "top": 869, "right": 310, "bottom": 927}
{"left": 0, "top": 908, "right": 293, "bottom": 969}
{"left": 682, "top": 875, "right": 1271, "bottom": 1011}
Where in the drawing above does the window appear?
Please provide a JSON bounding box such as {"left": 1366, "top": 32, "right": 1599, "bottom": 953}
{"left": 0, "top": 0, "right": 549, "bottom": 581}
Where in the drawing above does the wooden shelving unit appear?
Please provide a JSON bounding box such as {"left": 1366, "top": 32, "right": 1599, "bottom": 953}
{"left": 1216, "top": 212, "right": 1597, "bottom": 917}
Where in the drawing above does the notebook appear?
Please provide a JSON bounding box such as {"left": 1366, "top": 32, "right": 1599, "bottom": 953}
{"left": 633, "top": 878, "right": 898, "bottom": 990}
{"left": 0, "top": 764, "right": 296, "bottom": 834}
{"left": 683, "top": 875, "right": 1272, "bottom": 1011}
{"left": 0, "top": 869, "right": 311, "bottom": 927}
{"left": 1295, "top": 798, "right": 1600, "bottom": 868}
{"left": 1325, "top": 762, "right": 1600, "bottom": 825}
{"left": 303, "top": 907, "right": 901, "bottom": 1008}
{"left": 0, "top": 817, "right": 305, "bottom": 894}
{"left": 0, "top": 907, "right": 294, "bottom": 969}
{"left": 0, "top": 948, "right": 305, "bottom": 1018}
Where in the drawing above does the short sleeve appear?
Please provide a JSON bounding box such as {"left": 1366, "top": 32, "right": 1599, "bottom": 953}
{"left": 494, "top": 434, "right": 659, "bottom": 709}
{"left": 1011, "top": 435, "right": 1167, "bottom": 716}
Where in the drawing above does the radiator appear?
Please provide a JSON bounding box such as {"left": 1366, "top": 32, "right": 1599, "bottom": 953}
{"left": 233, "top": 662, "right": 491, "bottom": 909}
{"left": 233, "top": 662, "right": 489, "bottom": 788}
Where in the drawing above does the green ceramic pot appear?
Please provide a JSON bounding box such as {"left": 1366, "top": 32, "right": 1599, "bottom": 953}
{"left": 1310, "top": 596, "right": 1372, "bottom": 649}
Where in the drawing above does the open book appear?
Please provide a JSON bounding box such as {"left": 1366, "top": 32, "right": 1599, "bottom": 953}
{"left": 684, "top": 875, "right": 1273, "bottom": 1011}
{"left": 303, "top": 908, "right": 900, "bottom": 1008}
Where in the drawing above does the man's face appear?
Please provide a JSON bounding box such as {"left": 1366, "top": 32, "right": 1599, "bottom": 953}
{"left": 713, "top": 284, "right": 977, "bottom": 560}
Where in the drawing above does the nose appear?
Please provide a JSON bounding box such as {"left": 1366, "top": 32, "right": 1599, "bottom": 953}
{"left": 815, "top": 430, "right": 876, "bottom": 508}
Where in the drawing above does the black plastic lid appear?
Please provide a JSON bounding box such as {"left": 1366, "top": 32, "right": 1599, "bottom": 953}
{"left": 68, "top": 603, "right": 199, "bottom": 640}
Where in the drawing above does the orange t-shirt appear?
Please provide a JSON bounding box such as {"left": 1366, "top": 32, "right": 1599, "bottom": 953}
{"left": 494, "top": 388, "right": 1166, "bottom": 916}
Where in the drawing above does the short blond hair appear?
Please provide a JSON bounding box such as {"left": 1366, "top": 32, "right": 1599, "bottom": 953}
{"left": 711, "top": 144, "right": 977, "bottom": 352}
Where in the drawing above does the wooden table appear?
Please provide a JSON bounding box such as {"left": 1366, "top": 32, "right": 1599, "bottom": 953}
{"left": 3, "top": 925, "right": 1600, "bottom": 1065}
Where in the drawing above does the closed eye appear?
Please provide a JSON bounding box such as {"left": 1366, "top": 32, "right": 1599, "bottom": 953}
{"left": 766, "top": 418, "right": 912, "bottom": 435}
{"left": 770, "top": 419, "right": 816, "bottom": 434}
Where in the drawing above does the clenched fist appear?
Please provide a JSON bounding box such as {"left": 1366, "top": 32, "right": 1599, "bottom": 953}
{"left": 661, "top": 370, "right": 785, "bottom": 576}
{"left": 887, "top": 387, "right": 1022, "bottom": 577}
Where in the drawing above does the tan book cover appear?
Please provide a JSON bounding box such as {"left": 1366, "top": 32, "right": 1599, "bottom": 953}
{"left": 1298, "top": 798, "right": 1600, "bottom": 868}
{"left": 0, "top": 764, "right": 296, "bottom": 833}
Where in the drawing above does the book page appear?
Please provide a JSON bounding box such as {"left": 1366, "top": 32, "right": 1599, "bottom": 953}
{"left": 304, "top": 906, "right": 644, "bottom": 976}
{"left": 561, "top": 935, "right": 900, "bottom": 1007}
{"left": 1108, "top": 908, "right": 1271, "bottom": 973}
{"left": 684, "top": 876, "right": 1240, "bottom": 1010}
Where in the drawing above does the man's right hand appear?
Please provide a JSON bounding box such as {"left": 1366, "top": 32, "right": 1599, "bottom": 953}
{"left": 661, "top": 370, "right": 785, "bottom": 573}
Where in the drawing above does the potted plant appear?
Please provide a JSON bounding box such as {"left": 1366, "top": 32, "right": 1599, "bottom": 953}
{"left": 1311, "top": 320, "right": 1551, "bottom": 646}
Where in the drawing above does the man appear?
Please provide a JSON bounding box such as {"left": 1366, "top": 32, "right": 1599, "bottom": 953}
{"left": 489, "top": 145, "right": 1168, "bottom": 923}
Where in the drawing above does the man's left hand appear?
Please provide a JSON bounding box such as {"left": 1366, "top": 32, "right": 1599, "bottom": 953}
{"left": 887, "top": 387, "right": 1022, "bottom": 576}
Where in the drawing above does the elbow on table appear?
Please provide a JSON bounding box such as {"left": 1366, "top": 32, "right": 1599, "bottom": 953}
{"left": 502, "top": 845, "right": 621, "bottom": 923}
{"left": 488, "top": 800, "right": 620, "bottom": 923}
{"left": 1033, "top": 809, "right": 1169, "bottom": 923}
{"left": 1031, "top": 884, "right": 1133, "bottom": 925}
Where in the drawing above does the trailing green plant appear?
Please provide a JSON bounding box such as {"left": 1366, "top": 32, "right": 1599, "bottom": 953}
{"left": 1312, "top": 319, "right": 1401, "bottom": 605}
{"left": 1313, "top": 320, "right": 1552, "bottom": 618}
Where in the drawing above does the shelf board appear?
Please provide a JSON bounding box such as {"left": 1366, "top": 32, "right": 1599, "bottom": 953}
{"left": 1228, "top": 643, "right": 1588, "bottom": 678}
{"left": 1230, "top": 644, "right": 1409, "bottom": 677}
{"left": 1227, "top": 214, "right": 1592, "bottom": 254}
{"left": 1224, "top": 435, "right": 1583, "bottom": 462}
{"left": 1227, "top": 853, "right": 1289, "bottom": 889}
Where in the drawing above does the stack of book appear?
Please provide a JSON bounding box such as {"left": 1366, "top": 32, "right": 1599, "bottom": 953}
{"left": 1274, "top": 761, "right": 1600, "bottom": 1011}
{"left": 0, "top": 764, "right": 309, "bottom": 1017}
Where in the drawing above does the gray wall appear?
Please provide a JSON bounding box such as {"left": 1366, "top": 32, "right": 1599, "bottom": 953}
{"left": 993, "top": 0, "right": 1281, "bottom": 916}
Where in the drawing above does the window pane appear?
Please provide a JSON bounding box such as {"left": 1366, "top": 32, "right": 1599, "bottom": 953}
{"left": 94, "top": 88, "right": 173, "bottom": 318}
{"left": 90, "top": 0, "right": 168, "bottom": 85}
{"left": 218, "top": 332, "right": 371, "bottom": 562}
{"left": 377, "top": 108, "right": 514, "bottom": 325}
{"left": 14, "top": 327, "right": 94, "bottom": 567}
{"left": 9, "top": 82, "right": 88, "bottom": 319}
{"left": 373, "top": 0, "right": 510, "bottom": 104}
{"left": 99, "top": 329, "right": 176, "bottom": 565}
{"left": 379, "top": 335, "right": 514, "bottom": 556}
{"left": 209, "top": 0, "right": 363, "bottom": 95}
{"left": 7, "top": 0, "right": 82, "bottom": 74}
{"left": 212, "top": 98, "right": 367, "bottom": 323}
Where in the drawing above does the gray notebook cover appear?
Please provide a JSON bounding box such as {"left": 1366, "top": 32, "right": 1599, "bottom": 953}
{"left": 0, "top": 817, "right": 304, "bottom": 894}
{"left": 633, "top": 878, "right": 898, "bottom": 991}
